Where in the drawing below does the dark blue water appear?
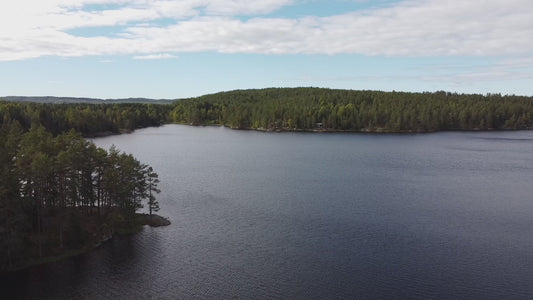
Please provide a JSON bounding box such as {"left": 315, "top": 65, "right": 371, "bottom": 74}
{"left": 3, "top": 125, "right": 533, "bottom": 299}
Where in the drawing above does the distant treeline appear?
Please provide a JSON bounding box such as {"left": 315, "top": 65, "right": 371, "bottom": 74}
{"left": 0, "top": 101, "right": 172, "bottom": 136}
{"left": 169, "top": 88, "right": 533, "bottom": 132}
{"left": 4, "top": 88, "right": 533, "bottom": 134}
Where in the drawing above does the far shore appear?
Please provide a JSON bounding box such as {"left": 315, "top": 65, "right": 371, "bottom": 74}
{"left": 84, "top": 128, "right": 133, "bottom": 138}
{"left": 85, "top": 123, "right": 533, "bottom": 141}
{"left": 168, "top": 122, "right": 533, "bottom": 134}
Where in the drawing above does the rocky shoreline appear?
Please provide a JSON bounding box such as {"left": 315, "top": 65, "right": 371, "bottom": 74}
{"left": 136, "top": 213, "right": 172, "bottom": 227}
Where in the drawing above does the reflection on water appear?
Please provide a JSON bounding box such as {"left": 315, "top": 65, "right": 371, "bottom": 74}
{"left": 2, "top": 126, "right": 533, "bottom": 299}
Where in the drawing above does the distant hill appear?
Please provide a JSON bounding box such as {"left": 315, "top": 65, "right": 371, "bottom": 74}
{"left": 169, "top": 87, "right": 533, "bottom": 132}
{"left": 1, "top": 96, "right": 176, "bottom": 104}
{"left": 2, "top": 87, "right": 533, "bottom": 133}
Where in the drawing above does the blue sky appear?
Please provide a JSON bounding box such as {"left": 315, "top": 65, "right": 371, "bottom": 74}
{"left": 1, "top": 0, "right": 532, "bottom": 99}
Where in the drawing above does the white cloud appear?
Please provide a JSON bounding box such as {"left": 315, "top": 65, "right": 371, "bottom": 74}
{"left": 201, "top": 0, "right": 294, "bottom": 16}
{"left": 133, "top": 53, "right": 177, "bottom": 59}
{"left": 421, "top": 56, "right": 533, "bottom": 85}
{"left": 0, "top": 0, "right": 532, "bottom": 60}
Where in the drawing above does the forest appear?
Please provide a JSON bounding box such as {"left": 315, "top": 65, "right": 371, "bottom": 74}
{"left": 3, "top": 88, "right": 533, "bottom": 136}
{"left": 0, "top": 103, "right": 164, "bottom": 272}
{"left": 169, "top": 88, "right": 533, "bottom": 132}
{"left": 0, "top": 101, "right": 171, "bottom": 136}
{"left": 2, "top": 87, "right": 533, "bottom": 271}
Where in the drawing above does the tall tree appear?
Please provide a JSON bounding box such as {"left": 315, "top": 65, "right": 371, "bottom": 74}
{"left": 146, "top": 167, "right": 161, "bottom": 216}
{"left": 0, "top": 120, "right": 27, "bottom": 269}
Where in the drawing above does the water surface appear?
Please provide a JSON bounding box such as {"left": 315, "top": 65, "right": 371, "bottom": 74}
{"left": 3, "top": 125, "right": 533, "bottom": 299}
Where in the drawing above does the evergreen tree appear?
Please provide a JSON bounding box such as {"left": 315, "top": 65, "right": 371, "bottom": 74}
{"left": 146, "top": 167, "right": 161, "bottom": 216}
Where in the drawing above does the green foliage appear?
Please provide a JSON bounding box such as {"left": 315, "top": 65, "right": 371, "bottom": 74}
{"left": 169, "top": 88, "right": 533, "bottom": 132}
{"left": 66, "top": 212, "right": 88, "bottom": 249}
{"left": 3, "top": 88, "right": 532, "bottom": 134}
{"left": 0, "top": 124, "right": 161, "bottom": 271}
{"left": 0, "top": 101, "right": 171, "bottom": 136}
{"left": 146, "top": 167, "right": 161, "bottom": 216}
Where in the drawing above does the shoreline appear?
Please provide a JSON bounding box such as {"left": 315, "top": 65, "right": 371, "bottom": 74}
{"left": 0, "top": 213, "right": 170, "bottom": 274}
{"left": 83, "top": 128, "right": 134, "bottom": 138}
{"left": 84, "top": 123, "right": 533, "bottom": 139}
{"left": 171, "top": 122, "right": 533, "bottom": 134}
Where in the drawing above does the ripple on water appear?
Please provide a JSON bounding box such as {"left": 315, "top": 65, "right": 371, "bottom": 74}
{"left": 4, "top": 126, "right": 533, "bottom": 299}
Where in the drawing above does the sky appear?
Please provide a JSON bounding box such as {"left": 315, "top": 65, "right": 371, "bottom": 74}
{"left": 1, "top": 0, "right": 532, "bottom": 99}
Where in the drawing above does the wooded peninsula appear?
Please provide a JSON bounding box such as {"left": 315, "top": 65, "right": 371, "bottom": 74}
{"left": 0, "top": 106, "right": 167, "bottom": 272}
{"left": 1, "top": 87, "right": 533, "bottom": 272}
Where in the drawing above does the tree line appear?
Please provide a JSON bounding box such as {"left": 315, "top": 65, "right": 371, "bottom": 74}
{"left": 0, "top": 109, "right": 162, "bottom": 271}
{"left": 0, "top": 101, "right": 171, "bottom": 136}
{"left": 169, "top": 88, "right": 533, "bottom": 132}
{"left": 4, "top": 88, "right": 533, "bottom": 134}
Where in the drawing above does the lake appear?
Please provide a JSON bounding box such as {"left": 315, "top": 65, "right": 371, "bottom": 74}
{"left": 3, "top": 125, "right": 533, "bottom": 299}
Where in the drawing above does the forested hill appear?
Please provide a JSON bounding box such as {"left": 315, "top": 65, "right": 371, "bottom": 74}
{"left": 169, "top": 88, "right": 533, "bottom": 132}
{"left": 2, "top": 96, "right": 175, "bottom": 104}
{"left": 3, "top": 88, "right": 533, "bottom": 134}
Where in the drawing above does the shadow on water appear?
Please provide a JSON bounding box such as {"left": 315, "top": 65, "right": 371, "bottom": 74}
{"left": 0, "top": 230, "right": 153, "bottom": 300}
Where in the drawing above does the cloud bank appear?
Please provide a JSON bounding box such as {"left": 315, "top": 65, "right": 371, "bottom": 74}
{"left": 0, "top": 0, "right": 532, "bottom": 60}
{"left": 133, "top": 53, "right": 177, "bottom": 59}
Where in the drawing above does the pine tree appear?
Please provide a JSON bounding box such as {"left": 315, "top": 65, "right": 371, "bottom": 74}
{"left": 146, "top": 167, "right": 161, "bottom": 216}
